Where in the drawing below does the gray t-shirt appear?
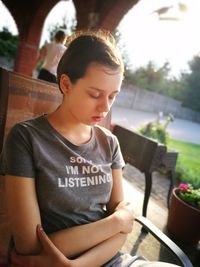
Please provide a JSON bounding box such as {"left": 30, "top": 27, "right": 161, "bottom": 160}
{"left": 0, "top": 115, "right": 125, "bottom": 234}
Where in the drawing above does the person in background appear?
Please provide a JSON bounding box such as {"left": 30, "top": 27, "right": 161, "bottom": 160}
{"left": 1, "top": 30, "right": 180, "bottom": 267}
{"left": 36, "top": 29, "right": 67, "bottom": 83}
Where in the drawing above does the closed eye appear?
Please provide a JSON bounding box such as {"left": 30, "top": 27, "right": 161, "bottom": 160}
{"left": 109, "top": 93, "right": 118, "bottom": 100}
{"left": 87, "top": 88, "right": 119, "bottom": 100}
{"left": 89, "top": 93, "right": 101, "bottom": 99}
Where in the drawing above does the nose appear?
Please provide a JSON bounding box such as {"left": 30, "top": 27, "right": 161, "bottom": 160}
{"left": 97, "top": 97, "right": 111, "bottom": 113}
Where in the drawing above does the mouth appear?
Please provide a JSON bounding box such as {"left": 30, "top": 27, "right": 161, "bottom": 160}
{"left": 91, "top": 116, "right": 104, "bottom": 122}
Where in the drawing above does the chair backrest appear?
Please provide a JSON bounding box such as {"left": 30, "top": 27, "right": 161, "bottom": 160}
{"left": 0, "top": 67, "right": 111, "bottom": 152}
{"left": 0, "top": 67, "right": 62, "bottom": 152}
{"left": 112, "top": 124, "right": 161, "bottom": 172}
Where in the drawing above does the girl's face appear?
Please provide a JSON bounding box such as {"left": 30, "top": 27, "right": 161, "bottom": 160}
{"left": 60, "top": 63, "right": 123, "bottom": 125}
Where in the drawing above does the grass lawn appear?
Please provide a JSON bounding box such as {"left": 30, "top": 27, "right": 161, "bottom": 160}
{"left": 168, "top": 139, "right": 200, "bottom": 187}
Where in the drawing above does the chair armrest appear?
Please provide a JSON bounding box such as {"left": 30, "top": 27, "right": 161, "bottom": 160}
{"left": 135, "top": 216, "right": 193, "bottom": 267}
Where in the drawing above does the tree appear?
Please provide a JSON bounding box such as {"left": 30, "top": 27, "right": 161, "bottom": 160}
{"left": 181, "top": 56, "right": 200, "bottom": 112}
{"left": 113, "top": 29, "right": 132, "bottom": 76}
{"left": 0, "top": 27, "right": 18, "bottom": 59}
{"left": 123, "top": 61, "right": 172, "bottom": 92}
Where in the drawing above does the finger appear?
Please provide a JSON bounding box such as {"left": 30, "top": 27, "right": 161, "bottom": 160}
{"left": 36, "top": 224, "right": 59, "bottom": 253}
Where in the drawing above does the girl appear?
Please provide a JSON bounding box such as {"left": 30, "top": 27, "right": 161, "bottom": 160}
{"left": 0, "top": 31, "right": 180, "bottom": 267}
{"left": 36, "top": 30, "right": 67, "bottom": 83}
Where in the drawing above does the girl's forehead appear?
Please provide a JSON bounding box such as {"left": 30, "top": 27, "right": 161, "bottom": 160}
{"left": 78, "top": 65, "right": 123, "bottom": 93}
{"left": 85, "top": 62, "right": 123, "bottom": 75}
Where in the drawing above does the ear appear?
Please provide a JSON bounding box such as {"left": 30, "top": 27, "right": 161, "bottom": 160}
{"left": 59, "top": 74, "right": 72, "bottom": 95}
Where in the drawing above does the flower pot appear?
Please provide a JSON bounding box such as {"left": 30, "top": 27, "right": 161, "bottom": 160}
{"left": 167, "top": 188, "right": 200, "bottom": 246}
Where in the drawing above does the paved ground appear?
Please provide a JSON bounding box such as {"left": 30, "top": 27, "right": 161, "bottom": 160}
{"left": 112, "top": 106, "right": 200, "bottom": 145}
{"left": 121, "top": 165, "right": 200, "bottom": 266}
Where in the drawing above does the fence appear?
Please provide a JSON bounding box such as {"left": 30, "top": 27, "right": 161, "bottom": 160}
{"left": 115, "top": 84, "right": 200, "bottom": 123}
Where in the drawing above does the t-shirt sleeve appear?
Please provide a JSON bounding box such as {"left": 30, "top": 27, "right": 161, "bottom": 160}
{"left": 0, "top": 124, "right": 35, "bottom": 178}
{"left": 111, "top": 134, "right": 125, "bottom": 169}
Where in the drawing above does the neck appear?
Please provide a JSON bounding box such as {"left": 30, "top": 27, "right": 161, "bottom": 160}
{"left": 47, "top": 105, "right": 92, "bottom": 145}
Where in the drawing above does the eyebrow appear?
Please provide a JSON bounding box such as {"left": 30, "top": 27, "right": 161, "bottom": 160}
{"left": 88, "top": 87, "right": 120, "bottom": 94}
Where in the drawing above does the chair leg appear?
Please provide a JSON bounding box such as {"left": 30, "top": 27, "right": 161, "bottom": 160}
{"left": 167, "top": 169, "right": 175, "bottom": 208}
{"left": 143, "top": 171, "right": 152, "bottom": 217}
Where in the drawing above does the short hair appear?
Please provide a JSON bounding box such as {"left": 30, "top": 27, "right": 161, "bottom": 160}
{"left": 54, "top": 30, "right": 67, "bottom": 43}
{"left": 57, "top": 30, "right": 124, "bottom": 85}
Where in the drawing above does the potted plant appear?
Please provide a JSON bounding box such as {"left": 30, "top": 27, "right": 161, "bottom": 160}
{"left": 167, "top": 183, "right": 200, "bottom": 246}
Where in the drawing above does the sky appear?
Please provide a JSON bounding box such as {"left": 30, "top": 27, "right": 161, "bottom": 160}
{"left": 1, "top": 0, "right": 200, "bottom": 77}
{"left": 118, "top": 0, "right": 200, "bottom": 77}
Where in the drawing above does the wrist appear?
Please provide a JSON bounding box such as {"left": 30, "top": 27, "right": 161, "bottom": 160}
{"left": 110, "top": 211, "right": 122, "bottom": 233}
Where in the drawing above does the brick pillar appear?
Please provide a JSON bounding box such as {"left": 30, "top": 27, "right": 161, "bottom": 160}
{"left": 99, "top": 0, "right": 140, "bottom": 31}
{"left": 73, "top": 0, "right": 139, "bottom": 31}
{"left": 2, "top": 0, "right": 60, "bottom": 76}
{"left": 14, "top": 40, "right": 39, "bottom": 76}
{"left": 14, "top": 13, "right": 45, "bottom": 75}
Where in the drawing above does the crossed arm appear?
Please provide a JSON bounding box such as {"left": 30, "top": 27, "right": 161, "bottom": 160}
{"left": 11, "top": 225, "right": 127, "bottom": 267}
{"left": 6, "top": 169, "right": 134, "bottom": 267}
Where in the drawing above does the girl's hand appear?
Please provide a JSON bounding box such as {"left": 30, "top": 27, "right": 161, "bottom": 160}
{"left": 114, "top": 201, "right": 135, "bottom": 234}
{"left": 11, "top": 225, "right": 71, "bottom": 267}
